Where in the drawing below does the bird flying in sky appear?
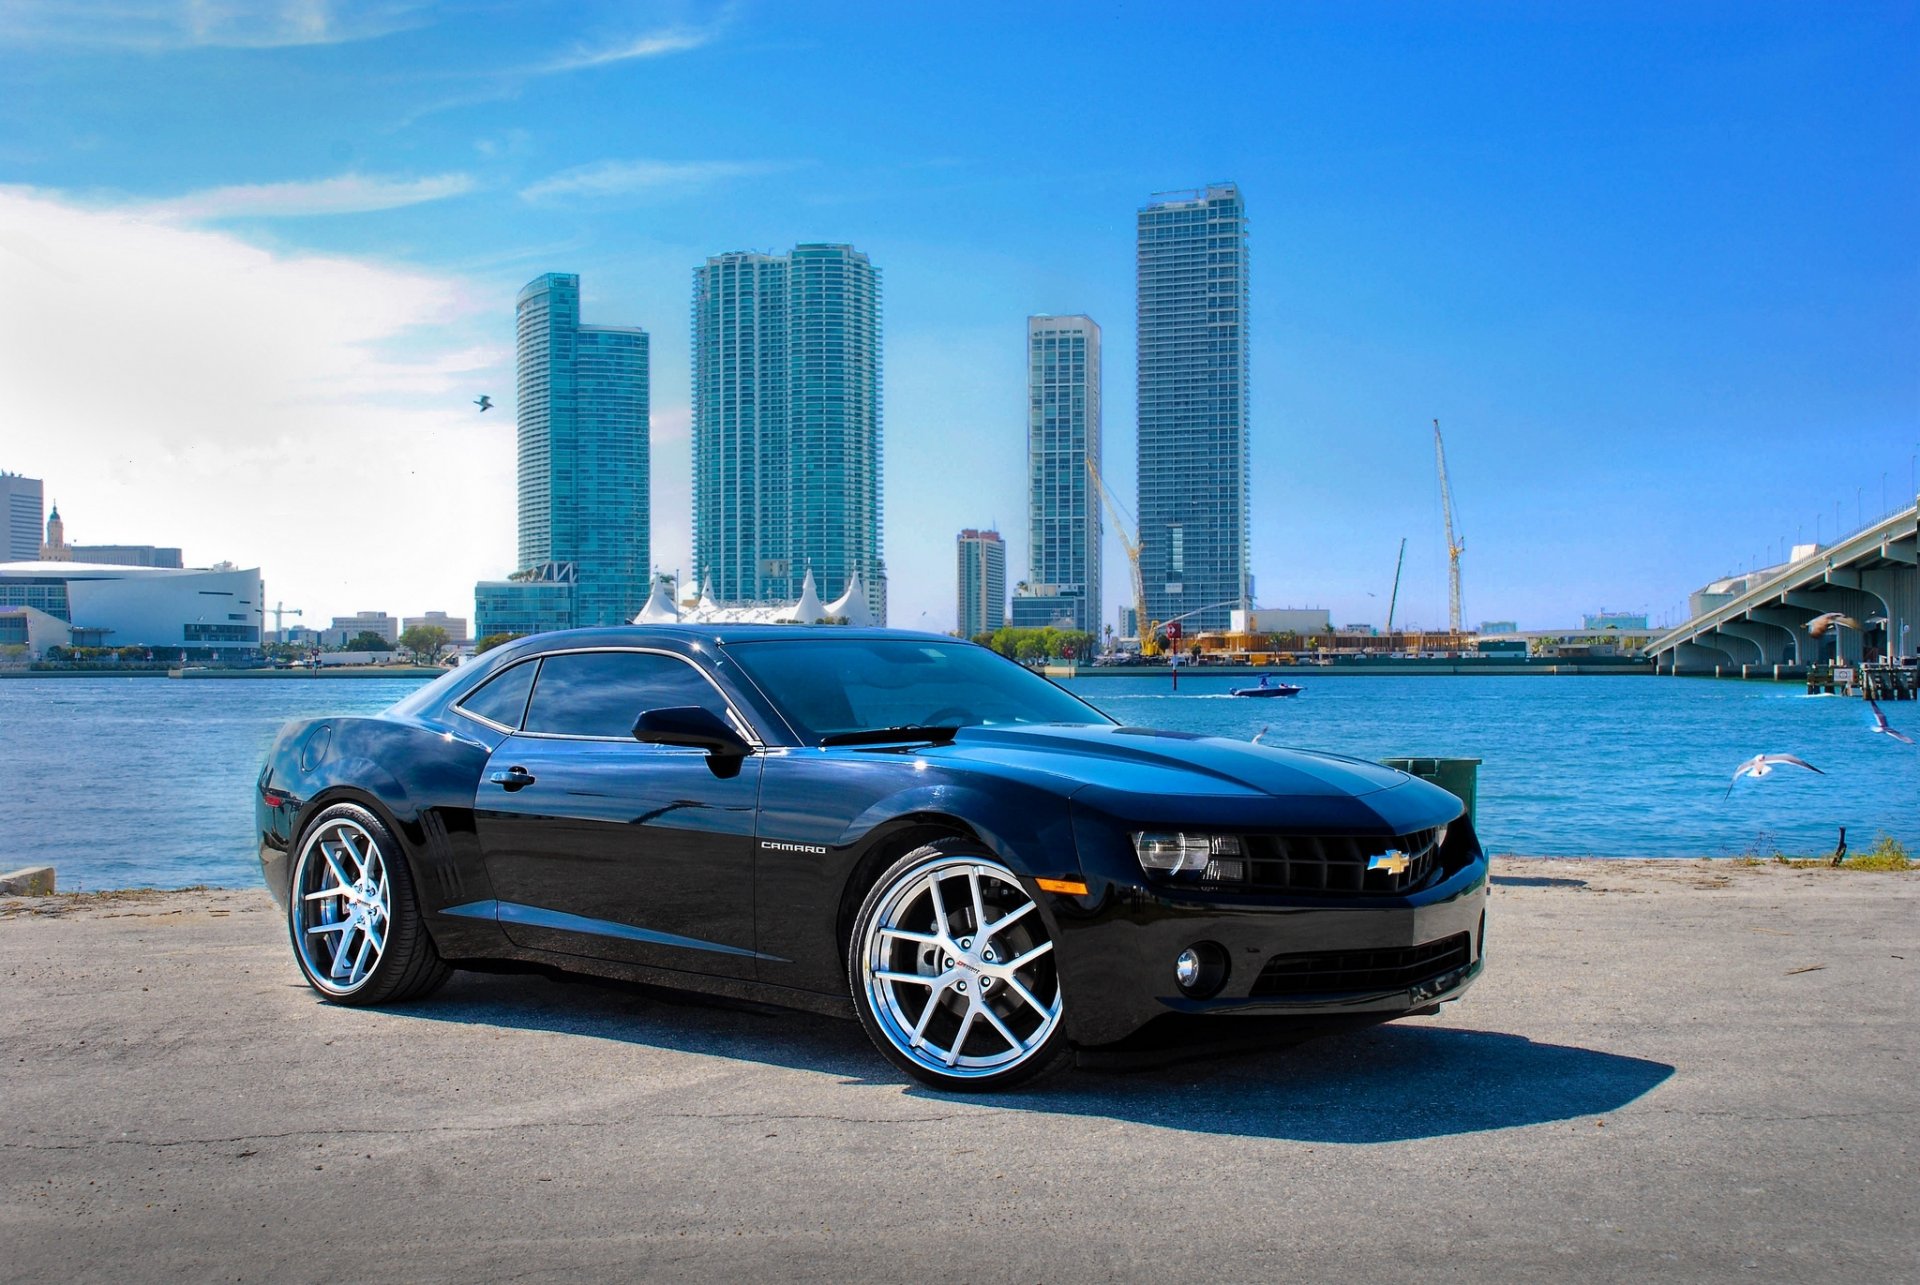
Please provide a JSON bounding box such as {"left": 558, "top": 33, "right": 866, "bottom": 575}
{"left": 474, "top": 395, "right": 493, "bottom": 412}
{"left": 1868, "top": 698, "right": 1914, "bottom": 745}
{"left": 1806, "top": 612, "right": 1861, "bottom": 638}
{"left": 1725, "top": 753, "right": 1825, "bottom": 800}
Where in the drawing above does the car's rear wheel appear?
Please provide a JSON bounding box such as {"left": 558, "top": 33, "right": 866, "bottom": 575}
{"left": 850, "top": 841, "right": 1068, "bottom": 1091}
{"left": 288, "top": 802, "right": 451, "bottom": 1006}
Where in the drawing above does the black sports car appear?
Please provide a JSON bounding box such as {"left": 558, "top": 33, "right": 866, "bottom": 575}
{"left": 256, "top": 627, "right": 1487, "bottom": 1090}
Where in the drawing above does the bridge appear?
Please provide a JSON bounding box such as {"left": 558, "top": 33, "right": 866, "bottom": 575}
{"left": 1645, "top": 496, "right": 1918, "bottom": 675}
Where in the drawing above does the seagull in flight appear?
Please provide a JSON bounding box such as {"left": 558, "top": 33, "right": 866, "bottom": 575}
{"left": 474, "top": 395, "right": 493, "bottom": 412}
{"left": 1868, "top": 698, "right": 1914, "bottom": 745}
{"left": 1806, "top": 612, "right": 1861, "bottom": 638}
{"left": 1725, "top": 753, "right": 1825, "bottom": 800}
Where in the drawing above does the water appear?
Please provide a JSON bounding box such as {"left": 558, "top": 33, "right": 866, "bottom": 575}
{"left": 0, "top": 674, "right": 1913, "bottom": 890}
{"left": 1061, "top": 673, "right": 1918, "bottom": 858}
{"left": 1, "top": 677, "right": 423, "bottom": 891}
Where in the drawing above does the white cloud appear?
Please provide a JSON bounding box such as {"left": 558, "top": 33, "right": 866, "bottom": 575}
{"left": 0, "top": 187, "right": 517, "bottom": 625}
{"left": 0, "top": 1, "right": 425, "bottom": 50}
{"left": 138, "top": 172, "right": 475, "bottom": 220}
{"left": 542, "top": 22, "right": 717, "bottom": 73}
{"left": 518, "top": 158, "right": 789, "bottom": 206}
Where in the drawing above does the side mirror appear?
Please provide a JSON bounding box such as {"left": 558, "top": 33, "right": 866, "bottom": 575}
{"left": 632, "top": 706, "right": 752, "bottom": 760}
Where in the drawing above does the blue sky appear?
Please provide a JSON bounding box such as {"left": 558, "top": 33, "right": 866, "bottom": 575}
{"left": 1, "top": 0, "right": 1914, "bottom": 633}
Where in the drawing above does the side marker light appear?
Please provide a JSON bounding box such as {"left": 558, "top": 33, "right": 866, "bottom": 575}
{"left": 1035, "top": 878, "right": 1088, "bottom": 896}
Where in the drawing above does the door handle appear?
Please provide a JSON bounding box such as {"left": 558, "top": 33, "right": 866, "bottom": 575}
{"left": 489, "top": 766, "right": 536, "bottom": 791}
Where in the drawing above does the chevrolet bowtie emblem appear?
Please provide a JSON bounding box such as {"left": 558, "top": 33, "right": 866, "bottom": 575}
{"left": 1368, "top": 850, "right": 1411, "bottom": 876}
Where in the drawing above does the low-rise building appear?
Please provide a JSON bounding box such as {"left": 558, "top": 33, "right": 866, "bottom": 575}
{"left": 403, "top": 611, "right": 469, "bottom": 645}
{"left": 476, "top": 563, "right": 578, "bottom": 639}
{"left": 69, "top": 544, "right": 184, "bottom": 569}
{"left": 327, "top": 611, "right": 398, "bottom": 644}
{"left": 0, "top": 560, "right": 263, "bottom": 655}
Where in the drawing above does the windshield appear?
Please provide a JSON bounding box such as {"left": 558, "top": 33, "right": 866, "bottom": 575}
{"left": 723, "top": 638, "right": 1112, "bottom": 742}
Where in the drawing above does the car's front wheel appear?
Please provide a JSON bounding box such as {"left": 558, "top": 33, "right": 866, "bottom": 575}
{"left": 287, "top": 802, "right": 451, "bottom": 1005}
{"left": 850, "top": 842, "right": 1068, "bottom": 1091}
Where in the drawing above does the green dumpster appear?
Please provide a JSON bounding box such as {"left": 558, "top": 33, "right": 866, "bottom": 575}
{"left": 1380, "top": 757, "right": 1481, "bottom": 827}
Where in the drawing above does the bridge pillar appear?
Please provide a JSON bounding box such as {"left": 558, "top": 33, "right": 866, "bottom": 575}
{"left": 1719, "top": 619, "right": 1791, "bottom": 667}
{"left": 1698, "top": 629, "right": 1761, "bottom": 665}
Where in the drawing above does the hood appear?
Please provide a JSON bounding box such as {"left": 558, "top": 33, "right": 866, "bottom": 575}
{"left": 913, "top": 723, "right": 1412, "bottom": 800}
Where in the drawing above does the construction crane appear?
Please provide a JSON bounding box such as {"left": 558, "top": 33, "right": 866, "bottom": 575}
{"left": 1386, "top": 537, "right": 1407, "bottom": 635}
{"left": 1086, "top": 456, "right": 1160, "bottom": 658}
{"left": 1433, "top": 418, "right": 1465, "bottom": 635}
{"left": 268, "top": 601, "right": 303, "bottom": 642}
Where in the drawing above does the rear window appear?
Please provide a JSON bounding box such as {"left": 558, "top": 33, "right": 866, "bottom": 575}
{"left": 455, "top": 660, "right": 536, "bottom": 729}
{"left": 522, "top": 650, "right": 732, "bottom": 738}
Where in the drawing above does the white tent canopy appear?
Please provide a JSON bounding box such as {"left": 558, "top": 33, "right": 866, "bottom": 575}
{"left": 822, "top": 570, "right": 873, "bottom": 627}
{"left": 633, "top": 568, "right": 872, "bottom": 627}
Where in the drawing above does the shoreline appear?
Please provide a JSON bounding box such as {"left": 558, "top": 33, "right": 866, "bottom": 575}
{"left": 1064, "top": 659, "right": 1653, "bottom": 677}
{"left": 0, "top": 665, "right": 446, "bottom": 680}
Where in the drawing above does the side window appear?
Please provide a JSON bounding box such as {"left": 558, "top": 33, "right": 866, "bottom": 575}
{"left": 522, "top": 651, "right": 735, "bottom": 739}
{"left": 455, "top": 660, "right": 537, "bottom": 729}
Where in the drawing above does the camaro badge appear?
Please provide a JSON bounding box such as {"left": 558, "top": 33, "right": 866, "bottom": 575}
{"left": 1368, "top": 850, "right": 1411, "bottom": 876}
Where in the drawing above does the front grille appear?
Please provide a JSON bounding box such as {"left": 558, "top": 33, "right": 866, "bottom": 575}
{"left": 1248, "top": 933, "right": 1472, "bottom": 998}
{"left": 1218, "top": 828, "right": 1443, "bottom": 896}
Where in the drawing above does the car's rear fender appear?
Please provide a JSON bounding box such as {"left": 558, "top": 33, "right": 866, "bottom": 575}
{"left": 265, "top": 717, "right": 505, "bottom": 957}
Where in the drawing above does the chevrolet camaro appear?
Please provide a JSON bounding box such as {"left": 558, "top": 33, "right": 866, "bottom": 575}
{"left": 256, "top": 626, "right": 1487, "bottom": 1091}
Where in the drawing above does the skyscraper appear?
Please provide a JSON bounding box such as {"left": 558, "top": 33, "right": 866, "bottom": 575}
{"left": 1136, "top": 183, "right": 1250, "bottom": 636}
{"left": 955, "top": 528, "right": 1006, "bottom": 639}
{"left": 0, "top": 472, "right": 43, "bottom": 563}
{"left": 1012, "top": 316, "right": 1101, "bottom": 633}
{"left": 693, "top": 244, "right": 885, "bottom": 622}
{"left": 476, "top": 272, "right": 649, "bottom": 637}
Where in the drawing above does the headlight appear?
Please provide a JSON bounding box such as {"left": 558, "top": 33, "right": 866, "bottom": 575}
{"left": 1133, "top": 832, "right": 1241, "bottom": 876}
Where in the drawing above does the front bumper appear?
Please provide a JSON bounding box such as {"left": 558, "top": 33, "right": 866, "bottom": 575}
{"left": 1049, "top": 843, "right": 1489, "bottom": 1047}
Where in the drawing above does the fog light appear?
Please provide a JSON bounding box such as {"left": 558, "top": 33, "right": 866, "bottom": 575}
{"left": 1175, "top": 949, "right": 1203, "bottom": 988}
{"left": 1173, "top": 942, "right": 1228, "bottom": 998}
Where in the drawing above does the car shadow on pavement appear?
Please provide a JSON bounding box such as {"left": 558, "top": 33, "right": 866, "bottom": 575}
{"left": 390, "top": 973, "right": 1672, "bottom": 1140}
{"left": 388, "top": 970, "right": 896, "bottom": 1084}
{"left": 996, "top": 1024, "right": 1675, "bottom": 1142}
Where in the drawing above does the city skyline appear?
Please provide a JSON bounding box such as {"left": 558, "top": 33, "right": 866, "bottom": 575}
{"left": 0, "top": 4, "right": 1914, "bottom": 634}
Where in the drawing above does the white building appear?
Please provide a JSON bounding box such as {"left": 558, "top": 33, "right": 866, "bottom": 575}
{"left": 0, "top": 561, "right": 263, "bottom": 655}
{"left": 326, "top": 611, "right": 399, "bottom": 646}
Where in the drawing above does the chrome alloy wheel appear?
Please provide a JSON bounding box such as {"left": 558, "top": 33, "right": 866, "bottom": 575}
{"left": 860, "top": 857, "right": 1063, "bottom": 1080}
{"left": 291, "top": 816, "right": 392, "bottom": 996}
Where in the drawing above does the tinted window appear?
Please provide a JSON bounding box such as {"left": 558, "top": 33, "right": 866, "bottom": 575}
{"left": 724, "top": 639, "right": 1110, "bottom": 741}
{"left": 523, "top": 651, "right": 733, "bottom": 738}
{"left": 456, "top": 660, "right": 536, "bottom": 729}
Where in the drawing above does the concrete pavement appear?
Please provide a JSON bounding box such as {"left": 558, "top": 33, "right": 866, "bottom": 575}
{"left": 3, "top": 859, "right": 1916, "bottom": 1282}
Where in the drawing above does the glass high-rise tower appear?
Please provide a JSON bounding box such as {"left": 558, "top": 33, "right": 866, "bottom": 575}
{"left": 1136, "top": 183, "right": 1249, "bottom": 636}
{"left": 1012, "top": 315, "right": 1101, "bottom": 634}
{"left": 693, "top": 244, "right": 885, "bottom": 622}
{"left": 477, "top": 272, "right": 649, "bottom": 637}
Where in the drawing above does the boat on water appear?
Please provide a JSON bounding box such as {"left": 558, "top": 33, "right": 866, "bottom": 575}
{"left": 1231, "top": 678, "right": 1302, "bottom": 698}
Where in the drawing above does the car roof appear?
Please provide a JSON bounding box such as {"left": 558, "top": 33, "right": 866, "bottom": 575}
{"left": 497, "top": 624, "right": 961, "bottom": 650}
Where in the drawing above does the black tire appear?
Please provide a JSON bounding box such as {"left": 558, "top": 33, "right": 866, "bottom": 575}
{"left": 287, "top": 801, "right": 451, "bottom": 1006}
{"left": 848, "top": 839, "right": 1070, "bottom": 1091}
